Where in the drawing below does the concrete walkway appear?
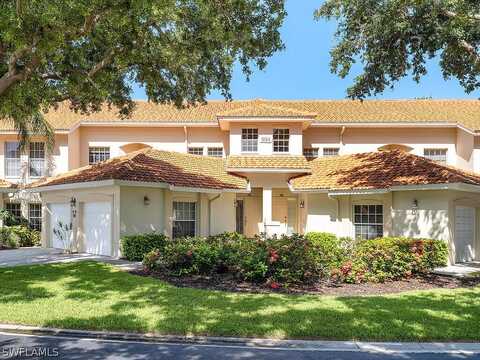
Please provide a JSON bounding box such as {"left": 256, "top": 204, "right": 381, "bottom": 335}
{"left": 0, "top": 247, "right": 142, "bottom": 271}
{"left": 434, "top": 262, "right": 480, "bottom": 278}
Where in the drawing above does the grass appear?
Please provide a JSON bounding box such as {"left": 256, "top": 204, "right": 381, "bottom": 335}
{"left": 1, "top": 261, "right": 479, "bottom": 341}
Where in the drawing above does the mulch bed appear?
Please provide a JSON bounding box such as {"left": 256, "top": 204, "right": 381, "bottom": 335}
{"left": 130, "top": 270, "right": 480, "bottom": 296}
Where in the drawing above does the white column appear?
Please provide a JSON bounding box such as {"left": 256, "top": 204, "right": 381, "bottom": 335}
{"left": 262, "top": 187, "right": 272, "bottom": 226}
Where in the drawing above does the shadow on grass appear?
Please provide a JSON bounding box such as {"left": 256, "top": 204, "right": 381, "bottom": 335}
{"left": 2, "top": 261, "right": 480, "bottom": 341}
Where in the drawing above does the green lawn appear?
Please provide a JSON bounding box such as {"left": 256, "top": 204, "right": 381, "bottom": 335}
{"left": 1, "top": 261, "right": 480, "bottom": 341}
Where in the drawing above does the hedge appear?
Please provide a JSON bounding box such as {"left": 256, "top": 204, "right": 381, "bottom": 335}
{"left": 120, "top": 232, "right": 168, "bottom": 261}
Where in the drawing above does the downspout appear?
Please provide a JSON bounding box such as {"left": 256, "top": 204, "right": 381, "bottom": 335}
{"left": 183, "top": 126, "right": 188, "bottom": 152}
{"left": 340, "top": 126, "right": 346, "bottom": 152}
{"left": 208, "top": 194, "right": 221, "bottom": 236}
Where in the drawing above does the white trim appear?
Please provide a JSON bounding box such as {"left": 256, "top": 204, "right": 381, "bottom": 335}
{"left": 33, "top": 179, "right": 251, "bottom": 194}
{"left": 68, "top": 121, "right": 218, "bottom": 132}
{"left": 226, "top": 168, "right": 311, "bottom": 173}
{"left": 288, "top": 182, "right": 480, "bottom": 194}
{"left": 310, "top": 122, "right": 477, "bottom": 135}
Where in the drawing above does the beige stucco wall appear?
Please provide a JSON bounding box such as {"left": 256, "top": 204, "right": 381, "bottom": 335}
{"left": 229, "top": 122, "right": 303, "bottom": 156}
{"left": 119, "top": 186, "right": 165, "bottom": 236}
{"left": 210, "top": 192, "right": 236, "bottom": 235}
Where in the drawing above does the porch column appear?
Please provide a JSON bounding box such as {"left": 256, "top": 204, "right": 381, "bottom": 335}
{"left": 262, "top": 187, "right": 272, "bottom": 227}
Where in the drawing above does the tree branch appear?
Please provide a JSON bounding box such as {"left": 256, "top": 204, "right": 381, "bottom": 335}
{"left": 458, "top": 39, "right": 480, "bottom": 64}
{"left": 443, "top": 9, "right": 480, "bottom": 21}
{"left": 88, "top": 48, "right": 117, "bottom": 77}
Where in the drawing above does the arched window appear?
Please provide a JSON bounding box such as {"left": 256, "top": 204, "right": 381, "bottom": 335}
{"left": 120, "top": 143, "right": 152, "bottom": 154}
{"left": 378, "top": 144, "right": 413, "bottom": 153}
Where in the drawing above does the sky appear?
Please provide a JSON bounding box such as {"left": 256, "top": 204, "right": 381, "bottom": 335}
{"left": 132, "top": 1, "right": 478, "bottom": 101}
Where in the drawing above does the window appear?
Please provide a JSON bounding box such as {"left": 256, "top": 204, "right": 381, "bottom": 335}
{"left": 5, "top": 203, "right": 21, "bottom": 221}
{"left": 241, "top": 128, "right": 258, "bottom": 153}
{"left": 5, "top": 142, "right": 21, "bottom": 177}
{"left": 273, "top": 128, "right": 289, "bottom": 153}
{"left": 172, "top": 201, "right": 196, "bottom": 238}
{"left": 188, "top": 147, "right": 204, "bottom": 155}
{"left": 89, "top": 147, "right": 110, "bottom": 165}
{"left": 354, "top": 205, "right": 384, "bottom": 240}
{"left": 207, "top": 147, "right": 223, "bottom": 157}
{"left": 424, "top": 148, "right": 447, "bottom": 164}
{"left": 303, "top": 148, "right": 319, "bottom": 159}
{"left": 29, "top": 203, "right": 42, "bottom": 231}
{"left": 323, "top": 147, "right": 340, "bottom": 157}
{"left": 29, "top": 142, "right": 45, "bottom": 177}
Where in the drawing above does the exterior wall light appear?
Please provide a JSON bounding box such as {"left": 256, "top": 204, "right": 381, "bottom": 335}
{"left": 299, "top": 200, "right": 305, "bottom": 208}
{"left": 144, "top": 196, "right": 150, "bottom": 206}
{"left": 412, "top": 199, "right": 418, "bottom": 214}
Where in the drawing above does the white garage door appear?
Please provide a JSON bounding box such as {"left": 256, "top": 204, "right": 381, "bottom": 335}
{"left": 455, "top": 206, "right": 476, "bottom": 263}
{"left": 83, "top": 202, "right": 112, "bottom": 256}
{"left": 49, "top": 203, "right": 71, "bottom": 250}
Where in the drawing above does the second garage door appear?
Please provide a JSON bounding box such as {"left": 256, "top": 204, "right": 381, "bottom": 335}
{"left": 83, "top": 201, "right": 112, "bottom": 256}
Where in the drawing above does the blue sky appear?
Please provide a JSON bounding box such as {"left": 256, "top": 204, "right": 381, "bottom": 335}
{"left": 132, "top": 1, "right": 477, "bottom": 101}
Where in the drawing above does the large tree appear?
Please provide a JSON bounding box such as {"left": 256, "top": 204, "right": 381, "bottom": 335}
{"left": 316, "top": 0, "right": 480, "bottom": 99}
{"left": 0, "top": 0, "right": 285, "bottom": 147}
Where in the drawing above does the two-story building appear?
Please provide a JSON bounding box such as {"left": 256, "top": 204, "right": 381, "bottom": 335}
{"left": 4, "top": 99, "right": 480, "bottom": 264}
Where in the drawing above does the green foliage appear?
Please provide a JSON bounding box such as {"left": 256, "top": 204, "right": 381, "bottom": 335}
{"left": 0, "top": 0, "right": 285, "bottom": 146}
{"left": 0, "top": 209, "right": 28, "bottom": 227}
{"left": 9, "top": 225, "right": 41, "bottom": 247}
{"left": 316, "top": 0, "right": 480, "bottom": 98}
{"left": 0, "top": 227, "right": 18, "bottom": 249}
{"left": 335, "top": 237, "right": 448, "bottom": 283}
{"left": 143, "top": 232, "right": 448, "bottom": 286}
{"left": 121, "top": 232, "right": 168, "bottom": 261}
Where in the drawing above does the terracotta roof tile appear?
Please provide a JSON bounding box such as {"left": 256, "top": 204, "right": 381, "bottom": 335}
{"left": 31, "top": 149, "right": 248, "bottom": 190}
{"left": 2, "top": 99, "right": 480, "bottom": 131}
{"left": 226, "top": 156, "right": 311, "bottom": 171}
{"left": 290, "top": 150, "right": 480, "bottom": 191}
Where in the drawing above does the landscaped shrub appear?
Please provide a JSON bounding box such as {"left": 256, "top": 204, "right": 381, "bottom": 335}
{"left": 335, "top": 237, "right": 448, "bottom": 283}
{"left": 121, "top": 232, "right": 168, "bottom": 261}
{"left": 0, "top": 227, "right": 18, "bottom": 249}
{"left": 10, "top": 226, "right": 41, "bottom": 247}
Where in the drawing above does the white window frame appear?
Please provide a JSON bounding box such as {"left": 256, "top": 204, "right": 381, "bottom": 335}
{"left": 172, "top": 201, "right": 197, "bottom": 238}
{"left": 5, "top": 203, "right": 22, "bottom": 221}
{"left": 273, "top": 128, "right": 289, "bottom": 153}
{"left": 29, "top": 142, "right": 46, "bottom": 177}
{"left": 241, "top": 128, "right": 258, "bottom": 153}
{"left": 353, "top": 204, "right": 384, "bottom": 240}
{"left": 323, "top": 147, "right": 340, "bottom": 157}
{"left": 188, "top": 147, "right": 204, "bottom": 156}
{"left": 423, "top": 148, "right": 447, "bottom": 164}
{"left": 303, "top": 147, "right": 319, "bottom": 159}
{"left": 89, "top": 146, "right": 110, "bottom": 165}
{"left": 5, "top": 142, "right": 21, "bottom": 178}
{"left": 207, "top": 147, "right": 223, "bottom": 157}
{"left": 28, "top": 203, "right": 42, "bottom": 231}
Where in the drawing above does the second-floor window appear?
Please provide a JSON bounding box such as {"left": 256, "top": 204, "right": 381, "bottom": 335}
{"left": 273, "top": 128, "right": 289, "bottom": 153}
{"left": 207, "top": 147, "right": 223, "bottom": 157}
{"left": 424, "top": 148, "right": 447, "bottom": 164}
{"left": 89, "top": 147, "right": 110, "bottom": 165}
{"left": 241, "top": 128, "right": 258, "bottom": 152}
{"left": 188, "top": 147, "right": 204, "bottom": 155}
{"left": 303, "top": 148, "right": 319, "bottom": 159}
{"left": 5, "top": 142, "right": 21, "bottom": 178}
{"left": 29, "top": 142, "right": 45, "bottom": 177}
{"left": 323, "top": 147, "right": 340, "bottom": 157}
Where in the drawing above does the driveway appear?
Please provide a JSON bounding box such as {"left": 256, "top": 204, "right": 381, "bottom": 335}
{"left": 0, "top": 247, "right": 141, "bottom": 271}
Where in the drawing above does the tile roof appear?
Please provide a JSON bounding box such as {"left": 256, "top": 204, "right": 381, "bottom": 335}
{"left": 227, "top": 155, "right": 311, "bottom": 171}
{"left": 2, "top": 99, "right": 480, "bottom": 132}
{"left": 289, "top": 150, "right": 480, "bottom": 191}
{"left": 31, "top": 149, "right": 248, "bottom": 191}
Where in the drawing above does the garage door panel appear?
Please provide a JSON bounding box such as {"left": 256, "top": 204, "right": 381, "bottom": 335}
{"left": 49, "top": 203, "right": 71, "bottom": 250}
{"left": 83, "top": 202, "right": 112, "bottom": 256}
{"left": 455, "top": 206, "right": 475, "bottom": 263}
